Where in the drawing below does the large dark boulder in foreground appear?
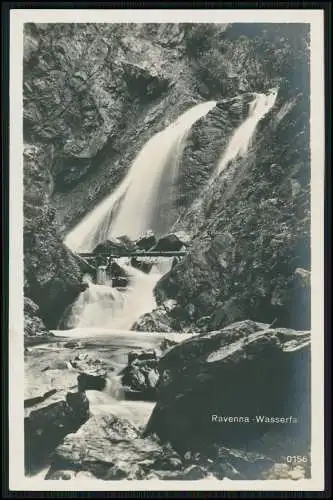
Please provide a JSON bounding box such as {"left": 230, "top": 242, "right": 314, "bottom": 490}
{"left": 145, "top": 320, "right": 310, "bottom": 465}
{"left": 25, "top": 391, "right": 90, "bottom": 474}
{"left": 46, "top": 414, "right": 184, "bottom": 480}
{"left": 46, "top": 410, "right": 309, "bottom": 481}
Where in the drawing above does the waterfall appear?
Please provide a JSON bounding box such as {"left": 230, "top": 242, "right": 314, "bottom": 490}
{"left": 64, "top": 101, "right": 216, "bottom": 253}
{"left": 62, "top": 258, "right": 167, "bottom": 330}
{"left": 62, "top": 102, "right": 217, "bottom": 332}
{"left": 96, "top": 266, "right": 108, "bottom": 285}
{"left": 60, "top": 93, "right": 276, "bottom": 333}
{"left": 215, "top": 89, "right": 278, "bottom": 176}
{"left": 63, "top": 280, "right": 124, "bottom": 329}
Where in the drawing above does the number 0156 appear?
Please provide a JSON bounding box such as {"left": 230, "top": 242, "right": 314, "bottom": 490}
{"left": 286, "top": 455, "right": 308, "bottom": 463}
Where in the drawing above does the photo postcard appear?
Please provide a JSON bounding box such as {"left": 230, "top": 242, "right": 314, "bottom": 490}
{"left": 8, "top": 6, "right": 326, "bottom": 493}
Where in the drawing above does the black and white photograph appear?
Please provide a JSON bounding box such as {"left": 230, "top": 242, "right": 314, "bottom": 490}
{"left": 8, "top": 7, "right": 325, "bottom": 492}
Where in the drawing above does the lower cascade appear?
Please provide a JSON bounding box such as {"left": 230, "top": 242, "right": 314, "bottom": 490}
{"left": 61, "top": 259, "right": 166, "bottom": 331}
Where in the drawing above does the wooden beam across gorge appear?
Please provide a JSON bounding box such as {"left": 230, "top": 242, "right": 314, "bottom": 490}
{"left": 77, "top": 251, "right": 187, "bottom": 258}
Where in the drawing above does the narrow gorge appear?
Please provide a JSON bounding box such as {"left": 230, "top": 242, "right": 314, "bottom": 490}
{"left": 23, "top": 22, "right": 311, "bottom": 482}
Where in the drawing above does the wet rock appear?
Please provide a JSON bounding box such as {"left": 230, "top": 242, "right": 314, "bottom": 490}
{"left": 131, "top": 256, "right": 154, "bottom": 274}
{"left": 117, "top": 235, "right": 138, "bottom": 250}
{"left": 24, "top": 388, "right": 58, "bottom": 409}
{"left": 75, "top": 254, "right": 96, "bottom": 277}
{"left": 71, "top": 354, "right": 108, "bottom": 391}
{"left": 131, "top": 300, "right": 185, "bottom": 333}
{"left": 107, "top": 259, "right": 129, "bottom": 279}
{"left": 145, "top": 320, "right": 310, "bottom": 464}
{"left": 77, "top": 372, "right": 106, "bottom": 392}
{"left": 153, "top": 231, "right": 191, "bottom": 252}
{"left": 64, "top": 341, "right": 82, "bottom": 349}
{"left": 25, "top": 391, "right": 90, "bottom": 474}
{"left": 131, "top": 307, "right": 174, "bottom": 333}
{"left": 47, "top": 414, "right": 184, "bottom": 480}
{"left": 121, "top": 349, "right": 160, "bottom": 400}
{"left": 135, "top": 231, "right": 157, "bottom": 250}
{"left": 93, "top": 237, "right": 132, "bottom": 256}
{"left": 128, "top": 349, "right": 157, "bottom": 363}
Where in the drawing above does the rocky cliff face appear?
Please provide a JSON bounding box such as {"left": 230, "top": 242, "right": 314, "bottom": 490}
{"left": 23, "top": 22, "right": 310, "bottom": 333}
{"left": 153, "top": 90, "right": 310, "bottom": 332}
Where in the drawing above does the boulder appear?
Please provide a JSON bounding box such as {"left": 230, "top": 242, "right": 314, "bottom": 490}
{"left": 25, "top": 391, "right": 90, "bottom": 474}
{"left": 71, "top": 353, "right": 108, "bottom": 392}
{"left": 75, "top": 254, "right": 96, "bottom": 276}
{"left": 153, "top": 231, "right": 191, "bottom": 252}
{"left": 131, "top": 306, "right": 175, "bottom": 333}
{"left": 93, "top": 237, "right": 133, "bottom": 256}
{"left": 131, "top": 256, "right": 154, "bottom": 274}
{"left": 144, "top": 320, "right": 310, "bottom": 464}
{"left": 77, "top": 373, "right": 106, "bottom": 392}
{"left": 121, "top": 350, "right": 160, "bottom": 400}
{"left": 46, "top": 414, "right": 184, "bottom": 480}
{"left": 24, "top": 388, "right": 58, "bottom": 409}
{"left": 107, "top": 259, "right": 129, "bottom": 279}
{"left": 63, "top": 341, "right": 82, "bottom": 349}
{"left": 117, "top": 235, "right": 138, "bottom": 250}
{"left": 131, "top": 300, "right": 185, "bottom": 333}
{"left": 135, "top": 231, "right": 157, "bottom": 250}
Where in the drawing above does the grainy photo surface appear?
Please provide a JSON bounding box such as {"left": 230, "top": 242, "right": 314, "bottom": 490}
{"left": 9, "top": 8, "right": 325, "bottom": 492}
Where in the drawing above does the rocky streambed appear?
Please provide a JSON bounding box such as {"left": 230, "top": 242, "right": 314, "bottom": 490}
{"left": 24, "top": 320, "right": 310, "bottom": 482}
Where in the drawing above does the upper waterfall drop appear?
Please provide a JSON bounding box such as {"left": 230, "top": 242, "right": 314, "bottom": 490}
{"left": 215, "top": 89, "right": 278, "bottom": 176}
{"left": 64, "top": 101, "right": 216, "bottom": 252}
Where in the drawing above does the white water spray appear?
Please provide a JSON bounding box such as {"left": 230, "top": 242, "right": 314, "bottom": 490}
{"left": 64, "top": 101, "right": 216, "bottom": 253}
{"left": 215, "top": 89, "right": 277, "bottom": 176}
{"left": 63, "top": 257, "right": 170, "bottom": 330}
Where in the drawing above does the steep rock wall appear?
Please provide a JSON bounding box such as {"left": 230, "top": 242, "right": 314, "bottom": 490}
{"left": 23, "top": 22, "right": 310, "bottom": 332}
{"left": 154, "top": 91, "right": 310, "bottom": 331}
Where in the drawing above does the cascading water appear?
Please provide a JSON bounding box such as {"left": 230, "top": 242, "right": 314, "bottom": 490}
{"left": 64, "top": 258, "right": 166, "bottom": 331}
{"left": 215, "top": 89, "right": 278, "bottom": 177}
{"left": 29, "top": 94, "right": 280, "bottom": 479}
{"left": 183, "top": 89, "right": 278, "bottom": 223}
{"left": 61, "top": 101, "right": 216, "bottom": 333}
{"left": 64, "top": 101, "right": 216, "bottom": 253}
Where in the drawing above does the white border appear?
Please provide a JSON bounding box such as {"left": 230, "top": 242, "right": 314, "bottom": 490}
{"left": 9, "top": 8, "right": 325, "bottom": 492}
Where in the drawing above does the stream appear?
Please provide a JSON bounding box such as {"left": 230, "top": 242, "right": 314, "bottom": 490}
{"left": 25, "top": 328, "right": 193, "bottom": 479}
